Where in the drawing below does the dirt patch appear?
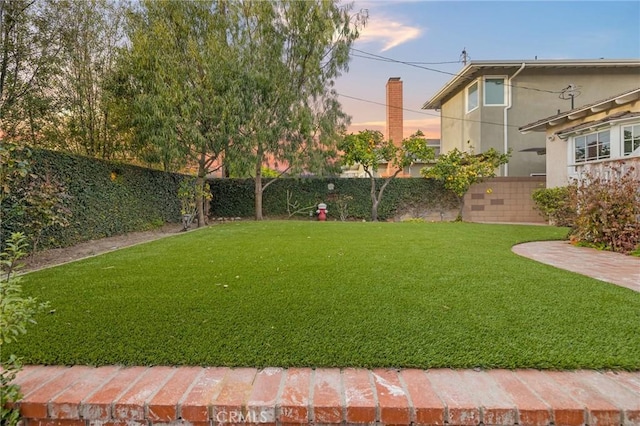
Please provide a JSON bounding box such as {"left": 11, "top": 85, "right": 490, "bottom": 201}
{"left": 22, "top": 223, "right": 188, "bottom": 273}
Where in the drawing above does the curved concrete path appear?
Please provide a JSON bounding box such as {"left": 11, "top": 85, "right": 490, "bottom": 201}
{"left": 513, "top": 240, "right": 640, "bottom": 293}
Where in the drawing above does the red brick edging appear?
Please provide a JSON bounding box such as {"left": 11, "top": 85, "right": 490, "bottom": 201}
{"left": 11, "top": 365, "right": 640, "bottom": 425}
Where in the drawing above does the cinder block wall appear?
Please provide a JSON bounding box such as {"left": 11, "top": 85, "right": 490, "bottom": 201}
{"left": 463, "top": 177, "right": 546, "bottom": 223}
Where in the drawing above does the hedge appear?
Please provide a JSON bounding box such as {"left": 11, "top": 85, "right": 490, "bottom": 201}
{"left": 2, "top": 149, "right": 460, "bottom": 251}
{"left": 1, "top": 149, "right": 186, "bottom": 250}
{"left": 209, "top": 177, "right": 459, "bottom": 221}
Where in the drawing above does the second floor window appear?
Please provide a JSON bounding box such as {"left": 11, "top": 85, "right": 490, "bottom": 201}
{"left": 574, "top": 130, "right": 610, "bottom": 163}
{"left": 466, "top": 81, "right": 478, "bottom": 113}
{"left": 484, "top": 78, "right": 506, "bottom": 106}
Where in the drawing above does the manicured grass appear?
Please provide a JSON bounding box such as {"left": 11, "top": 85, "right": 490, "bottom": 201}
{"left": 8, "top": 221, "right": 640, "bottom": 370}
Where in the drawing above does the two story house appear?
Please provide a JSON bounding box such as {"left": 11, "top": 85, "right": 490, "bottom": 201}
{"left": 422, "top": 59, "right": 640, "bottom": 177}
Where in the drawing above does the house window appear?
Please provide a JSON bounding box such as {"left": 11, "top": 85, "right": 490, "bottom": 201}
{"left": 574, "top": 130, "right": 610, "bottom": 163}
{"left": 623, "top": 124, "right": 640, "bottom": 156}
{"left": 484, "top": 78, "right": 505, "bottom": 106}
{"left": 466, "top": 81, "right": 478, "bottom": 113}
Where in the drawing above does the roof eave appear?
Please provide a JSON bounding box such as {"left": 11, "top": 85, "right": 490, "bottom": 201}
{"left": 423, "top": 59, "right": 640, "bottom": 111}
{"left": 519, "top": 87, "right": 640, "bottom": 133}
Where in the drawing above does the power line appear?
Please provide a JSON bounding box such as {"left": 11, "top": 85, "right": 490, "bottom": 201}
{"left": 337, "top": 92, "right": 524, "bottom": 129}
{"left": 352, "top": 48, "right": 462, "bottom": 78}
{"left": 351, "top": 53, "right": 461, "bottom": 65}
{"left": 350, "top": 47, "right": 565, "bottom": 95}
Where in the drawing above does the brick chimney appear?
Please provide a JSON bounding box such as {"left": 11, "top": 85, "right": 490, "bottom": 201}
{"left": 386, "top": 77, "right": 403, "bottom": 147}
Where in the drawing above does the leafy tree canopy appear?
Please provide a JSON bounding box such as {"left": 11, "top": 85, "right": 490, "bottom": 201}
{"left": 339, "top": 129, "right": 435, "bottom": 221}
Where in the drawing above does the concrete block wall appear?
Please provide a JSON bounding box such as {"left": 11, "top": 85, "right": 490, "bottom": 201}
{"left": 464, "top": 177, "right": 546, "bottom": 223}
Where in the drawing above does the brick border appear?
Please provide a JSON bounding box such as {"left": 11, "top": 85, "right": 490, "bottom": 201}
{"left": 10, "top": 366, "right": 640, "bottom": 425}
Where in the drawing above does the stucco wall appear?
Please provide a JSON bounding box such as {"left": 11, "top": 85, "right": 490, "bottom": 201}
{"left": 438, "top": 67, "right": 640, "bottom": 178}
{"left": 545, "top": 98, "right": 640, "bottom": 187}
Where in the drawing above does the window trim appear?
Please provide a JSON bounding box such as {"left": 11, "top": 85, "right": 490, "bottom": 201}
{"left": 483, "top": 76, "right": 507, "bottom": 106}
{"left": 465, "top": 80, "right": 479, "bottom": 113}
{"left": 622, "top": 123, "right": 640, "bottom": 156}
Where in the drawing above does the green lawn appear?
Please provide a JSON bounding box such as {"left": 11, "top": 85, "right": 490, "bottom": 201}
{"left": 8, "top": 221, "right": 640, "bottom": 370}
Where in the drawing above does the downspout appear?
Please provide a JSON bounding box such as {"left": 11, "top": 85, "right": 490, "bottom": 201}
{"left": 503, "top": 62, "right": 526, "bottom": 176}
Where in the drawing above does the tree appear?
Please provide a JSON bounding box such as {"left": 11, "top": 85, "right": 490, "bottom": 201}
{"left": 0, "top": 0, "right": 65, "bottom": 143}
{"left": 228, "top": 0, "right": 366, "bottom": 220}
{"left": 123, "top": 0, "right": 244, "bottom": 226}
{"left": 421, "top": 145, "right": 510, "bottom": 221}
{"left": 41, "top": 0, "right": 129, "bottom": 159}
{"left": 339, "top": 129, "right": 434, "bottom": 221}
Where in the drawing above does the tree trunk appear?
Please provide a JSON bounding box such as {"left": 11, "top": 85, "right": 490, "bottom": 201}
{"left": 255, "top": 170, "right": 263, "bottom": 221}
{"left": 254, "top": 146, "right": 264, "bottom": 220}
{"left": 370, "top": 175, "right": 378, "bottom": 222}
{"left": 457, "top": 195, "right": 465, "bottom": 222}
{"left": 196, "top": 152, "right": 207, "bottom": 227}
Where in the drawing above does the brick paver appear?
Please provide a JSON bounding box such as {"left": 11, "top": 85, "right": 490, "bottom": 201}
{"left": 512, "top": 241, "right": 640, "bottom": 292}
{"left": 11, "top": 367, "right": 640, "bottom": 425}
{"left": 9, "top": 242, "right": 640, "bottom": 425}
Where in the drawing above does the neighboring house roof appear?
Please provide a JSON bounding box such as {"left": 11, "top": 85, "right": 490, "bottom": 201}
{"left": 519, "top": 87, "right": 640, "bottom": 133}
{"left": 422, "top": 59, "right": 640, "bottom": 110}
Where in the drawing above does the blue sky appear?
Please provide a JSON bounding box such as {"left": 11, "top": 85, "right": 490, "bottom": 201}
{"left": 334, "top": 1, "right": 640, "bottom": 139}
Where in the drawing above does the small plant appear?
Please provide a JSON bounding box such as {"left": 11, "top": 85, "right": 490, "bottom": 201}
{"left": 178, "top": 178, "right": 211, "bottom": 229}
{"left": 178, "top": 179, "right": 197, "bottom": 216}
{"left": 335, "top": 194, "right": 353, "bottom": 221}
{"left": 19, "top": 173, "right": 72, "bottom": 254}
{"left": 1, "top": 233, "right": 50, "bottom": 426}
{"left": 1, "top": 142, "right": 71, "bottom": 254}
{"left": 285, "top": 190, "right": 316, "bottom": 218}
{"left": 532, "top": 186, "right": 577, "bottom": 227}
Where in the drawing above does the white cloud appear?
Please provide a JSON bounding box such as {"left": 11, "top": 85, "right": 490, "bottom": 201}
{"left": 358, "top": 15, "right": 423, "bottom": 52}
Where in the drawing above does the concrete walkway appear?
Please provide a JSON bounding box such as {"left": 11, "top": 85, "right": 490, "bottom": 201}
{"left": 512, "top": 241, "right": 640, "bottom": 292}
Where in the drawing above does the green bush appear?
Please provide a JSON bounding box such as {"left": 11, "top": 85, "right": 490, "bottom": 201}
{"left": 532, "top": 186, "right": 577, "bottom": 227}
{"left": 209, "top": 177, "right": 458, "bottom": 221}
{"left": 1, "top": 233, "right": 49, "bottom": 426}
{"left": 2, "top": 149, "right": 187, "bottom": 250}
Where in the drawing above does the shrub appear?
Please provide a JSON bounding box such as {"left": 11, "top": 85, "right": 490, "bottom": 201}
{"left": 1, "top": 149, "right": 187, "bottom": 250}
{"left": 571, "top": 166, "right": 639, "bottom": 254}
{"left": 208, "top": 177, "right": 458, "bottom": 221}
{"left": 532, "top": 186, "right": 577, "bottom": 227}
{"left": 1, "top": 233, "right": 49, "bottom": 426}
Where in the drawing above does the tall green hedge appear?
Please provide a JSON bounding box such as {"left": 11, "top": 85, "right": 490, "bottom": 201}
{"left": 2, "top": 149, "right": 186, "bottom": 249}
{"left": 209, "top": 177, "right": 458, "bottom": 221}
{"left": 2, "top": 149, "right": 459, "bottom": 251}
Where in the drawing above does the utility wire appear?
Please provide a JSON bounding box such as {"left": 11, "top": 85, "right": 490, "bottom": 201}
{"left": 337, "top": 92, "right": 524, "bottom": 129}
{"left": 351, "top": 53, "right": 461, "bottom": 65}
{"left": 351, "top": 47, "right": 565, "bottom": 95}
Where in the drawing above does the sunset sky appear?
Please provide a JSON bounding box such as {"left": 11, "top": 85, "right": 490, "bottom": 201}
{"left": 333, "top": 0, "right": 640, "bottom": 140}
